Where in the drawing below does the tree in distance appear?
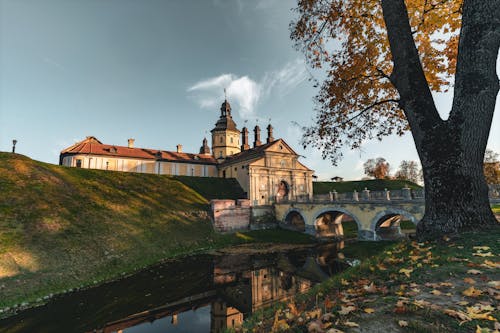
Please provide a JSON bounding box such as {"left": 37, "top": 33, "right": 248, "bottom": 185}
{"left": 395, "top": 160, "right": 421, "bottom": 184}
{"left": 484, "top": 149, "right": 500, "bottom": 185}
{"left": 291, "top": 0, "right": 499, "bottom": 239}
{"left": 363, "top": 157, "right": 391, "bottom": 179}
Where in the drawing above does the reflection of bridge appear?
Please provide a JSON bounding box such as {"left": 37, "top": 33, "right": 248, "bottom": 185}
{"left": 276, "top": 187, "right": 500, "bottom": 240}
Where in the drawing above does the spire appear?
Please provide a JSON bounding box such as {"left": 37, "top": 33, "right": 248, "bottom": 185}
{"left": 199, "top": 137, "right": 211, "bottom": 155}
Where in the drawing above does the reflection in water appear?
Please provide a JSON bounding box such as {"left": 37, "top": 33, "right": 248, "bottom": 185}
{"left": 0, "top": 242, "right": 348, "bottom": 333}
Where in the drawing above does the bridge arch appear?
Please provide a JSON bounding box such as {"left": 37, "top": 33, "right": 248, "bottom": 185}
{"left": 313, "top": 207, "right": 363, "bottom": 238}
{"left": 370, "top": 209, "right": 419, "bottom": 240}
{"left": 282, "top": 208, "right": 307, "bottom": 232}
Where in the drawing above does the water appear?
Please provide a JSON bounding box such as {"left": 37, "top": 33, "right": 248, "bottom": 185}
{"left": 0, "top": 242, "right": 353, "bottom": 333}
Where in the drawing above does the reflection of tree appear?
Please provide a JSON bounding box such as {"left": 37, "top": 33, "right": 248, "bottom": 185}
{"left": 280, "top": 273, "right": 293, "bottom": 291}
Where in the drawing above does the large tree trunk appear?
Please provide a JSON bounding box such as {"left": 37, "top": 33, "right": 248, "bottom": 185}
{"left": 381, "top": 0, "right": 500, "bottom": 239}
{"left": 416, "top": 125, "right": 497, "bottom": 239}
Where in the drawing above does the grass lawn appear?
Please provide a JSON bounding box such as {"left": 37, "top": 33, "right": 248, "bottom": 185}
{"left": 244, "top": 230, "right": 500, "bottom": 332}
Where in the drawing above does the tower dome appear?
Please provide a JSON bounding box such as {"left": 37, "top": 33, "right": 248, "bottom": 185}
{"left": 211, "top": 96, "right": 241, "bottom": 159}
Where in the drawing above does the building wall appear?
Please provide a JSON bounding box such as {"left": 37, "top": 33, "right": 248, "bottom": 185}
{"left": 212, "top": 130, "right": 241, "bottom": 159}
{"left": 217, "top": 152, "right": 313, "bottom": 205}
{"left": 62, "top": 155, "right": 217, "bottom": 177}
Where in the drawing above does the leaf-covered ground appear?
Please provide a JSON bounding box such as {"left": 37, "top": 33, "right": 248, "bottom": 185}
{"left": 242, "top": 230, "right": 500, "bottom": 333}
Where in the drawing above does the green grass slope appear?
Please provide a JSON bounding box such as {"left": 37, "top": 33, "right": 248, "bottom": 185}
{"left": 313, "top": 179, "right": 422, "bottom": 194}
{"left": 173, "top": 175, "right": 246, "bottom": 200}
{"left": 0, "top": 152, "right": 251, "bottom": 308}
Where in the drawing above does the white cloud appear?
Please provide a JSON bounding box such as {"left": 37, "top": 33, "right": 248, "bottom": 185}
{"left": 261, "top": 59, "right": 308, "bottom": 98}
{"left": 187, "top": 59, "right": 308, "bottom": 119}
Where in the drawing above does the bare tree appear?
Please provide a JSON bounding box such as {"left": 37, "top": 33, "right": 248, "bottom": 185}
{"left": 395, "top": 160, "right": 421, "bottom": 184}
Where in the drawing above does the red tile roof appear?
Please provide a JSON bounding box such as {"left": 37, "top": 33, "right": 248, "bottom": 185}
{"left": 60, "top": 136, "right": 217, "bottom": 164}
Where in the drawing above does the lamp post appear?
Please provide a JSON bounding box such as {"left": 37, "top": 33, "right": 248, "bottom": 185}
{"left": 12, "top": 139, "right": 17, "bottom": 153}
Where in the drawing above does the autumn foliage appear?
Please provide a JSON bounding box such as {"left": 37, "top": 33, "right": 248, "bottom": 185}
{"left": 291, "top": 0, "right": 462, "bottom": 163}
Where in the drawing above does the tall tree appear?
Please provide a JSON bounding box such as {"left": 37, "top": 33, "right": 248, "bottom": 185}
{"left": 291, "top": 0, "right": 499, "bottom": 239}
{"left": 395, "top": 160, "right": 421, "bottom": 184}
{"left": 364, "top": 157, "right": 391, "bottom": 179}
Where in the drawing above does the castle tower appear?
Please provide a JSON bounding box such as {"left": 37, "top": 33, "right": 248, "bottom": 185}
{"left": 211, "top": 97, "right": 241, "bottom": 159}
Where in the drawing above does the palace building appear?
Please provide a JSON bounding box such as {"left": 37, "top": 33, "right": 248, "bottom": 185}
{"left": 59, "top": 99, "right": 314, "bottom": 205}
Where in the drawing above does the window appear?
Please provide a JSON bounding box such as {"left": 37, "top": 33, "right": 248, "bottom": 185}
{"left": 219, "top": 151, "right": 223, "bottom": 158}
{"left": 234, "top": 167, "right": 237, "bottom": 171}
{"left": 76, "top": 159, "right": 82, "bottom": 168}
{"left": 222, "top": 170, "right": 226, "bottom": 178}
{"left": 230, "top": 137, "right": 233, "bottom": 143}
{"left": 220, "top": 137, "right": 223, "bottom": 143}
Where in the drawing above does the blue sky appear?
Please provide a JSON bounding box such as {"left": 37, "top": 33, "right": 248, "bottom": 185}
{"left": 1, "top": 0, "right": 499, "bottom": 180}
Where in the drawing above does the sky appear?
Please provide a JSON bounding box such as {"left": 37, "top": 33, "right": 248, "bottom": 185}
{"left": 1, "top": 0, "right": 499, "bottom": 181}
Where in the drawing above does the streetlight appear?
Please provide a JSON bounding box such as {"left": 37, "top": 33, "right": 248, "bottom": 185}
{"left": 12, "top": 139, "right": 17, "bottom": 153}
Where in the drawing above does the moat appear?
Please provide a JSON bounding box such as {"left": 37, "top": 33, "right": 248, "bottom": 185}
{"left": 0, "top": 242, "right": 362, "bottom": 333}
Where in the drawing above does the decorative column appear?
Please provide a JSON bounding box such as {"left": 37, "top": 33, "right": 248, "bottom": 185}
{"left": 353, "top": 190, "right": 359, "bottom": 201}
{"left": 362, "top": 187, "right": 370, "bottom": 200}
{"left": 402, "top": 186, "right": 411, "bottom": 200}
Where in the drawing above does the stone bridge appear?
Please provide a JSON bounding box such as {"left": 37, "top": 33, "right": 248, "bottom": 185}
{"left": 274, "top": 186, "right": 500, "bottom": 240}
{"left": 275, "top": 188, "right": 425, "bottom": 240}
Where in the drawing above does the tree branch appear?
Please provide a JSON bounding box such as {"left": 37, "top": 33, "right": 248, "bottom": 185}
{"left": 381, "top": 0, "right": 442, "bottom": 147}
{"left": 339, "top": 99, "right": 400, "bottom": 127}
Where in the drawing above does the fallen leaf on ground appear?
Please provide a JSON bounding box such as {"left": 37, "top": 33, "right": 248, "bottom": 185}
{"left": 307, "top": 320, "right": 323, "bottom": 333}
{"left": 363, "top": 282, "right": 377, "bottom": 293}
{"left": 464, "top": 277, "right": 476, "bottom": 284}
{"left": 481, "top": 260, "right": 500, "bottom": 269}
{"left": 399, "top": 268, "right": 413, "bottom": 278}
{"left": 413, "top": 299, "right": 431, "bottom": 308}
{"left": 343, "top": 321, "right": 359, "bottom": 327}
{"left": 462, "top": 286, "right": 483, "bottom": 297}
{"left": 487, "top": 281, "right": 499, "bottom": 288}
{"left": 398, "top": 320, "right": 408, "bottom": 327}
{"left": 430, "top": 289, "right": 442, "bottom": 295}
{"left": 473, "top": 246, "right": 490, "bottom": 251}
{"left": 473, "top": 252, "right": 494, "bottom": 257}
{"left": 444, "top": 309, "right": 471, "bottom": 323}
{"left": 364, "top": 308, "right": 375, "bottom": 313}
{"left": 467, "top": 269, "right": 483, "bottom": 275}
{"left": 338, "top": 305, "right": 356, "bottom": 316}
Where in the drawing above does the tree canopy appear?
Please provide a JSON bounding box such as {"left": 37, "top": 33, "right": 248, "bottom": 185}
{"left": 291, "top": 0, "right": 463, "bottom": 163}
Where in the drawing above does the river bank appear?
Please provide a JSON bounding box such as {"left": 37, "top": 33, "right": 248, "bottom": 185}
{"left": 0, "top": 228, "right": 315, "bottom": 319}
{"left": 0, "top": 152, "right": 314, "bottom": 315}
{"left": 243, "top": 230, "right": 500, "bottom": 333}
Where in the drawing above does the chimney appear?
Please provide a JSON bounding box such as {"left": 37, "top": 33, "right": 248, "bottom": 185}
{"left": 241, "top": 127, "right": 250, "bottom": 151}
{"left": 176, "top": 144, "right": 183, "bottom": 153}
{"left": 128, "top": 138, "right": 135, "bottom": 148}
{"left": 266, "top": 124, "right": 274, "bottom": 143}
{"left": 253, "top": 125, "right": 261, "bottom": 148}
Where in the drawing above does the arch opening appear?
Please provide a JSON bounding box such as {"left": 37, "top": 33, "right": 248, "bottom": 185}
{"left": 284, "top": 210, "right": 305, "bottom": 232}
{"left": 314, "top": 210, "right": 359, "bottom": 239}
{"left": 373, "top": 211, "right": 417, "bottom": 240}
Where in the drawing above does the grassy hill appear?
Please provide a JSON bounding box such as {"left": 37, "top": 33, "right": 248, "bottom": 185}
{"left": 313, "top": 179, "right": 422, "bottom": 194}
{"left": 0, "top": 152, "right": 289, "bottom": 309}
{"left": 173, "top": 175, "right": 245, "bottom": 200}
